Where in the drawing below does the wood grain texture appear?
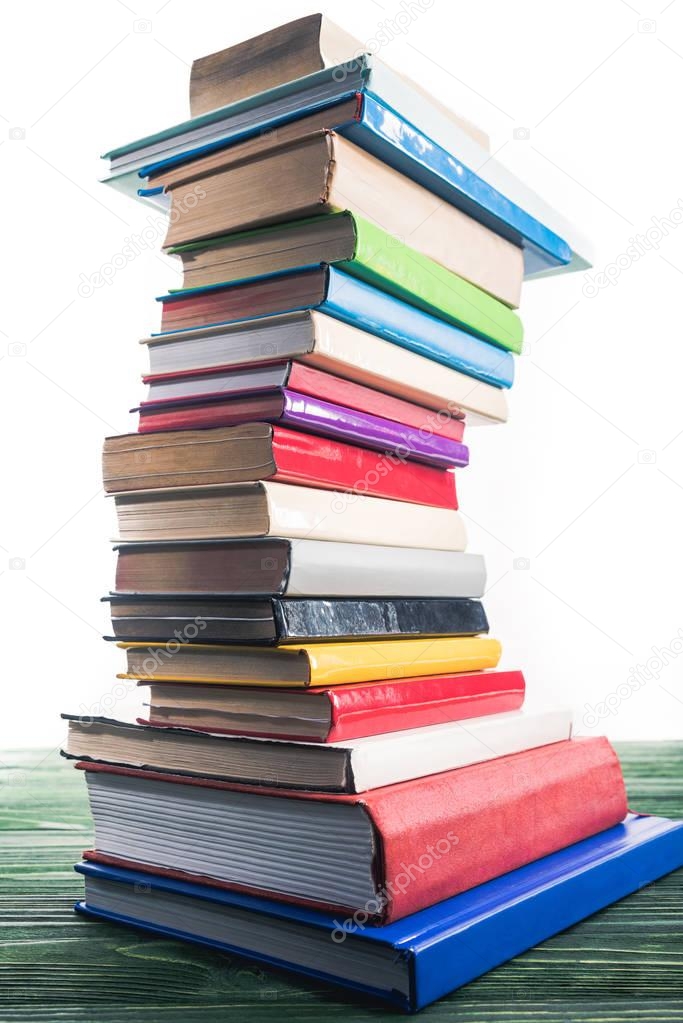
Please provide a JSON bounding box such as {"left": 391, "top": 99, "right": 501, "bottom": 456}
{"left": 1, "top": 742, "right": 682, "bottom": 1021}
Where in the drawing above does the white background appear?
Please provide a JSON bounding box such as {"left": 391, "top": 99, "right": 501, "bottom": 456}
{"left": 2, "top": 0, "right": 683, "bottom": 749}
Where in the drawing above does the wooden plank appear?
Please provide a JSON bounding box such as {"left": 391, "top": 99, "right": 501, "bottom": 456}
{"left": 0, "top": 742, "right": 681, "bottom": 1020}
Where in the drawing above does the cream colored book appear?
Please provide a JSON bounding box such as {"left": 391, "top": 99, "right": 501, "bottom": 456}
{"left": 113, "top": 481, "right": 467, "bottom": 550}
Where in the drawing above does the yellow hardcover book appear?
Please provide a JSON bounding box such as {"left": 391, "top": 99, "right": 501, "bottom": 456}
{"left": 117, "top": 637, "right": 501, "bottom": 688}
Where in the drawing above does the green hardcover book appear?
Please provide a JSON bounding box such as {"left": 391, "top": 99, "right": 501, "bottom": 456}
{"left": 167, "top": 212, "right": 523, "bottom": 353}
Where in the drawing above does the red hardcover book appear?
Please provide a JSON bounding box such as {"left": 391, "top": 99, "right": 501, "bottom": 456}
{"left": 270, "top": 427, "right": 457, "bottom": 508}
{"left": 142, "top": 362, "right": 466, "bottom": 442}
{"left": 140, "top": 670, "right": 522, "bottom": 742}
{"left": 79, "top": 737, "right": 627, "bottom": 922}
{"left": 103, "top": 424, "right": 457, "bottom": 508}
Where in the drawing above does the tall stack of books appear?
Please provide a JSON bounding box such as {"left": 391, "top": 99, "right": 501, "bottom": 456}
{"left": 63, "top": 16, "right": 683, "bottom": 1011}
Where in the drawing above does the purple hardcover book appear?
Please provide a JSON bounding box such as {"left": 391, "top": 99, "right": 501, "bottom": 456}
{"left": 280, "top": 391, "right": 468, "bottom": 467}
{"left": 136, "top": 387, "right": 469, "bottom": 467}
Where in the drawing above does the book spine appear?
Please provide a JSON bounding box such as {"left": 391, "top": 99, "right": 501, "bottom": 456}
{"left": 301, "top": 636, "right": 501, "bottom": 687}
{"left": 285, "top": 544, "right": 486, "bottom": 599}
{"left": 271, "top": 427, "right": 458, "bottom": 509}
{"left": 326, "top": 669, "right": 523, "bottom": 743}
{"left": 279, "top": 391, "right": 469, "bottom": 468}
{"left": 274, "top": 597, "right": 485, "bottom": 647}
{"left": 411, "top": 820, "right": 683, "bottom": 1010}
{"left": 370, "top": 737, "right": 627, "bottom": 922}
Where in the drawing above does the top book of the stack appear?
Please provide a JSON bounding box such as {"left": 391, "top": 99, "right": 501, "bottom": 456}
{"left": 101, "top": 13, "right": 593, "bottom": 278}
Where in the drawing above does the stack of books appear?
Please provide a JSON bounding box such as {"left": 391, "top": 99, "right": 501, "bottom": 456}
{"left": 63, "top": 16, "right": 683, "bottom": 1011}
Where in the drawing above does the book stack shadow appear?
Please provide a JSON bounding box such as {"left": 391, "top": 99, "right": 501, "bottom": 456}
{"left": 62, "top": 16, "right": 683, "bottom": 1011}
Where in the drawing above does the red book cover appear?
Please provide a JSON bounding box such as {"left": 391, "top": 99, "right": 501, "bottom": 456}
{"left": 142, "top": 362, "right": 466, "bottom": 442}
{"left": 79, "top": 737, "right": 627, "bottom": 922}
{"left": 286, "top": 364, "right": 466, "bottom": 440}
{"left": 270, "top": 426, "right": 457, "bottom": 509}
{"left": 324, "top": 669, "right": 520, "bottom": 741}
{"left": 142, "top": 670, "right": 522, "bottom": 742}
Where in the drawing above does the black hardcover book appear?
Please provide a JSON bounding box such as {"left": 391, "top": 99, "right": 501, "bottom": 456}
{"left": 103, "top": 596, "right": 488, "bottom": 645}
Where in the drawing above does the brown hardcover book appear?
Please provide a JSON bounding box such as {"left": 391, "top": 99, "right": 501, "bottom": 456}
{"left": 189, "top": 14, "right": 490, "bottom": 149}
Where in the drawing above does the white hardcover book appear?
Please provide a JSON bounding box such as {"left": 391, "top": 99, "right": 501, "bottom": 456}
{"left": 285, "top": 541, "right": 485, "bottom": 597}
{"left": 114, "top": 481, "right": 468, "bottom": 551}
{"left": 344, "top": 706, "right": 573, "bottom": 791}
{"left": 264, "top": 482, "right": 466, "bottom": 551}
{"left": 63, "top": 707, "right": 572, "bottom": 794}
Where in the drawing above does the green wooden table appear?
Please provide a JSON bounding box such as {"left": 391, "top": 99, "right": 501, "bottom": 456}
{"left": 1, "top": 743, "right": 682, "bottom": 1022}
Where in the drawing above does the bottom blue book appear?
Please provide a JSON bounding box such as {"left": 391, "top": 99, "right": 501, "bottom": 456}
{"left": 74, "top": 813, "right": 683, "bottom": 1012}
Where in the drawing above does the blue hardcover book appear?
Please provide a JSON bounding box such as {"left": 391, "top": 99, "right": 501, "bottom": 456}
{"left": 74, "top": 814, "right": 683, "bottom": 1012}
{"left": 101, "top": 60, "right": 584, "bottom": 277}
{"left": 324, "top": 270, "right": 514, "bottom": 388}
{"left": 156, "top": 266, "right": 514, "bottom": 390}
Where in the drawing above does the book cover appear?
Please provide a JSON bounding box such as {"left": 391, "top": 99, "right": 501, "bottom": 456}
{"left": 103, "top": 426, "right": 459, "bottom": 509}
{"left": 113, "top": 481, "right": 469, "bottom": 550}
{"left": 139, "top": 667, "right": 521, "bottom": 742}
{"left": 61, "top": 706, "right": 572, "bottom": 793}
{"left": 106, "top": 596, "right": 487, "bottom": 645}
{"left": 112, "top": 539, "right": 487, "bottom": 599}
{"left": 117, "top": 635, "right": 502, "bottom": 687}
